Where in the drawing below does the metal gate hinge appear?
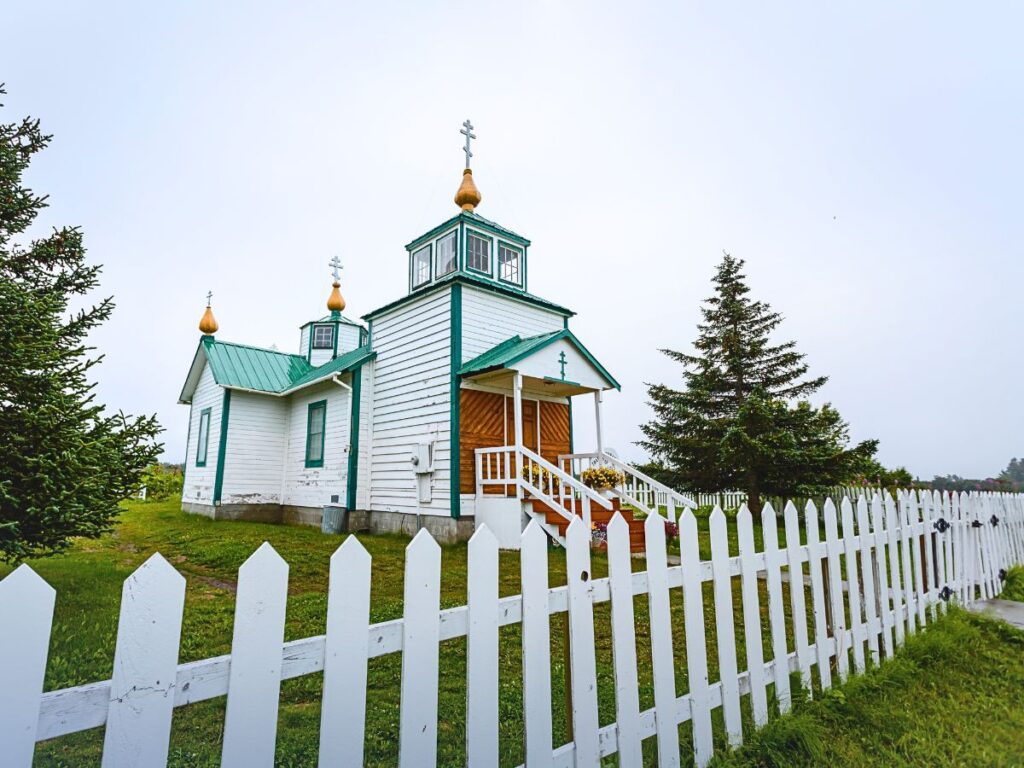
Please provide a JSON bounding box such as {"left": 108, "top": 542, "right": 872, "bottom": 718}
{"left": 990, "top": 515, "right": 1000, "bottom": 526}
{"left": 933, "top": 518, "right": 950, "bottom": 533}
{"left": 971, "top": 520, "right": 983, "bottom": 528}
{"left": 939, "top": 586, "right": 953, "bottom": 602}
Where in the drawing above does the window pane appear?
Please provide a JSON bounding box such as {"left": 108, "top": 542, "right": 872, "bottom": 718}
{"left": 307, "top": 404, "right": 326, "bottom": 464}
{"left": 435, "top": 233, "right": 456, "bottom": 276}
{"left": 468, "top": 234, "right": 491, "bottom": 274}
{"left": 313, "top": 325, "right": 334, "bottom": 349}
{"left": 412, "top": 246, "right": 431, "bottom": 287}
{"left": 196, "top": 411, "right": 209, "bottom": 464}
{"left": 499, "top": 245, "right": 520, "bottom": 284}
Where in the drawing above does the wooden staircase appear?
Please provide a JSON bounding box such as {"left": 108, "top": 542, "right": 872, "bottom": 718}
{"left": 526, "top": 495, "right": 647, "bottom": 552}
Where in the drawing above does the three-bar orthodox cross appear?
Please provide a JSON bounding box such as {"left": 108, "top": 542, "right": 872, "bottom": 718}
{"left": 460, "top": 119, "right": 476, "bottom": 168}
{"left": 329, "top": 256, "right": 343, "bottom": 282}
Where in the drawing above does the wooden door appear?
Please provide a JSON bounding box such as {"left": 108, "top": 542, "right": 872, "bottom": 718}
{"left": 507, "top": 399, "right": 539, "bottom": 453}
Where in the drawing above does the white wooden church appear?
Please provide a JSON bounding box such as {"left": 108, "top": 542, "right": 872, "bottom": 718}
{"left": 178, "top": 123, "right": 693, "bottom": 547}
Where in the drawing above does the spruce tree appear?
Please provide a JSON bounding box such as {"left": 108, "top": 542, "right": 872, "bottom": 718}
{"left": 640, "top": 253, "right": 876, "bottom": 511}
{"left": 0, "top": 87, "right": 161, "bottom": 561}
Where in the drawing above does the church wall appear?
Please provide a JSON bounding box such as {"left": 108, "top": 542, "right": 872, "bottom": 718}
{"left": 281, "top": 381, "right": 350, "bottom": 509}
{"left": 338, "top": 323, "right": 362, "bottom": 356}
{"left": 220, "top": 392, "right": 288, "bottom": 505}
{"left": 461, "top": 286, "right": 565, "bottom": 360}
{"left": 369, "top": 289, "right": 453, "bottom": 517}
{"left": 299, "top": 325, "right": 311, "bottom": 356}
{"left": 355, "top": 359, "right": 374, "bottom": 510}
{"left": 182, "top": 362, "right": 222, "bottom": 506}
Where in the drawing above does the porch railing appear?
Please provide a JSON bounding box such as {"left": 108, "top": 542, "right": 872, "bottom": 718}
{"left": 475, "top": 445, "right": 613, "bottom": 531}
{"left": 559, "top": 451, "right": 697, "bottom": 522}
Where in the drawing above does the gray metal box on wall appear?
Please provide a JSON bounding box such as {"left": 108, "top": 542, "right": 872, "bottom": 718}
{"left": 321, "top": 505, "right": 348, "bottom": 534}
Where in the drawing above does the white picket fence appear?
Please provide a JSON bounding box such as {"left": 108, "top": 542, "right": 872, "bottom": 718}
{"left": 2, "top": 490, "right": 1023, "bottom": 767}
{"left": 692, "top": 487, "right": 868, "bottom": 510}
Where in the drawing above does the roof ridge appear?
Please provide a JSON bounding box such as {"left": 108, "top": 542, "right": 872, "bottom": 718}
{"left": 208, "top": 338, "right": 307, "bottom": 361}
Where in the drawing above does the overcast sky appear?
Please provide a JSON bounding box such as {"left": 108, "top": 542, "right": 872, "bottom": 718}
{"left": 4, "top": 2, "right": 1022, "bottom": 479}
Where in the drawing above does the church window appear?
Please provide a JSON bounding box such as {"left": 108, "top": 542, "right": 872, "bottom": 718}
{"left": 196, "top": 408, "right": 211, "bottom": 467}
{"left": 412, "top": 245, "right": 432, "bottom": 287}
{"left": 305, "top": 400, "right": 327, "bottom": 468}
{"left": 467, "top": 232, "right": 491, "bottom": 275}
{"left": 435, "top": 232, "right": 457, "bottom": 277}
{"left": 313, "top": 325, "right": 335, "bottom": 350}
{"left": 498, "top": 243, "right": 521, "bottom": 285}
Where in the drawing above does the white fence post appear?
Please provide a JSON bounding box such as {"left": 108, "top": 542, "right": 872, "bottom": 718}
{"left": 679, "top": 509, "right": 714, "bottom": 767}
{"left": 466, "top": 526, "right": 500, "bottom": 768}
{"left": 0, "top": 565, "right": 55, "bottom": 768}
{"left": 565, "top": 517, "right": 601, "bottom": 766}
{"left": 643, "top": 513, "right": 681, "bottom": 767}
{"left": 221, "top": 543, "right": 289, "bottom": 768}
{"left": 839, "top": 499, "right": 865, "bottom": 675}
{"left": 607, "top": 513, "right": 643, "bottom": 767}
{"left": 856, "top": 496, "right": 881, "bottom": 666}
{"left": 822, "top": 499, "right": 849, "bottom": 682}
{"left": 736, "top": 505, "right": 768, "bottom": 726}
{"left": 804, "top": 501, "right": 832, "bottom": 691}
{"left": 102, "top": 554, "right": 186, "bottom": 768}
{"left": 709, "top": 506, "right": 742, "bottom": 747}
{"left": 761, "top": 502, "right": 792, "bottom": 713}
{"left": 520, "top": 522, "right": 554, "bottom": 768}
{"left": 783, "top": 501, "right": 813, "bottom": 692}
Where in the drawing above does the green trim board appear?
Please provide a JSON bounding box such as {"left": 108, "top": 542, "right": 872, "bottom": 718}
{"left": 449, "top": 283, "right": 462, "bottom": 519}
{"left": 195, "top": 407, "right": 211, "bottom": 467}
{"left": 305, "top": 399, "right": 327, "bottom": 468}
{"left": 409, "top": 242, "right": 433, "bottom": 292}
{"left": 346, "top": 364, "right": 363, "bottom": 509}
{"left": 458, "top": 329, "right": 621, "bottom": 390}
{"left": 362, "top": 272, "right": 573, "bottom": 322}
{"left": 213, "top": 390, "right": 231, "bottom": 504}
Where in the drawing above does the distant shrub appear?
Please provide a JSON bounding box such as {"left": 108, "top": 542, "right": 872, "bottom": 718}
{"left": 140, "top": 463, "right": 183, "bottom": 501}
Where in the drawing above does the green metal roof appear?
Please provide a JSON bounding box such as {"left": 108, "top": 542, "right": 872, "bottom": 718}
{"left": 179, "top": 338, "right": 374, "bottom": 402}
{"left": 458, "top": 329, "right": 621, "bottom": 390}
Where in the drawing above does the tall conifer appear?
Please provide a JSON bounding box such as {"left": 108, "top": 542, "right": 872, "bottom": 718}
{"left": 640, "top": 253, "right": 876, "bottom": 510}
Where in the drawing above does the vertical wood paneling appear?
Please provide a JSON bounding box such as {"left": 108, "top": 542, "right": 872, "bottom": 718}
{"left": 460, "top": 389, "right": 506, "bottom": 493}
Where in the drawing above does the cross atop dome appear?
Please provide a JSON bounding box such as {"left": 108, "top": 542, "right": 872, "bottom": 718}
{"left": 327, "top": 256, "right": 346, "bottom": 314}
{"left": 454, "top": 118, "right": 482, "bottom": 212}
{"left": 329, "top": 255, "right": 343, "bottom": 282}
{"left": 460, "top": 119, "right": 476, "bottom": 169}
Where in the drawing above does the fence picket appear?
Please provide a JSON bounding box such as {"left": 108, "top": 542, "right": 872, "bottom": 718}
{"left": 680, "top": 509, "right": 714, "bottom": 767}
{"left": 921, "top": 491, "right": 939, "bottom": 616}
{"left": 399, "top": 530, "right": 442, "bottom": 768}
{"left": 467, "top": 526, "right": 500, "bottom": 768}
{"left": 945, "top": 493, "right": 959, "bottom": 606}
{"left": 822, "top": 500, "right": 849, "bottom": 681}
{"left": 101, "top": 554, "right": 186, "bottom": 768}
{"left": 520, "top": 522, "right": 554, "bottom": 768}
{"left": 883, "top": 493, "right": 906, "bottom": 647}
{"left": 761, "top": 502, "right": 792, "bottom": 713}
{"left": 221, "top": 543, "right": 289, "bottom": 768}
{"left": 709, "top": 507, "right": 742, "bottom": 747}
{"left": 319, "top": 537, "right": 371, "bottom": 768}
{"left": 565, "top": 517, "right": 601, "bottom": 766}
{"left": 783, "top": 501, "right": 813, "bottom": 692}
{"left": 856, "top": 497, "right": 880, "bottom": 665}
{"left": 870, "top": 495, "right": 894, "bottom": 659}
{"left": 839, "top": 499, "right": 865, "bottom": 674}
{"left": 804, "top": 501, "right": 832, "bottom": 691}
{"left": 736, "top": 505, "right": 768, "bottom": 726}
{"left": 896, "top": 493, "right": 916, "bottom": 637}
{"left": 905, "top": 491, "right": 927, "bottom": 629}
{"left": 643, "top": 513, "right": 681, "bottom": 767}
{"left": 0, "top": 565, "right": 55, "bottom": 768}
{"left": 606, "top": 514, "right": 643, "bottom": 767}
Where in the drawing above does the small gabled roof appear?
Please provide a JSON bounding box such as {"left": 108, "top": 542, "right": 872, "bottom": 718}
{"left": 178, "top": 338, "right": 374, "bottom": 403}
{"left": 459, "top": 329, "right": 621, "bottom": 390}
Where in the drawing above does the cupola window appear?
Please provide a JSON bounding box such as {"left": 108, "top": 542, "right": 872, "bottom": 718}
{"left": 435, "top": 232, "right": 457, "bottom": 277}
{"left": 498, "top": 243, "right": 521, "bottom": 285}
{"left": 411, "top": 245, "right": 431, "bottom": 288}
{"left": 467, "top": 232, "right": 491, "bottom": 275}
{"left": 312, "top": 324, "right": 335, "bottom": 350}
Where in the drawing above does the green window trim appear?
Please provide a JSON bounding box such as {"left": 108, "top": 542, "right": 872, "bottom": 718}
{"left": 497, "top": 240, "right": 524, "bottom": 288}
{"left": 312, "top": 324, "right": 335, "bottom": 350}
{"left": 346, "top": 366, "right": 363, "bottom": 508}
{"left": 305, "top": 400, "right": 327, "bottom": 468}
{"left": 213, "top": 390, "right": 231, "bottom": 504}
{"left": 195, "top": 407, "right": 212, "bottom": 467}
{"left": 410, "top": 243, "right": 433, "bottom": 291}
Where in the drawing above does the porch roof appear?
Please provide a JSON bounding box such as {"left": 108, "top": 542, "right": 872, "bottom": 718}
{"left": 458, "top": 329, "right": 620, "bottom": 391}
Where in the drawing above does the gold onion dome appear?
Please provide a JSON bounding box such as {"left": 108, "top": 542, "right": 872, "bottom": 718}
{"left": 454, "top": 168, "right": 481, "bottom": 211}
{"left": 327, "top": 280, "right": 346, "bottom": 312}
{"left": 198, "top": 304, "right": 219, "bottom": 335}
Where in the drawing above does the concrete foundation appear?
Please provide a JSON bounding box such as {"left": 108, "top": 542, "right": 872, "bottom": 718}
{"left": 180, "top": 502, "right": 476, "bottom": 544}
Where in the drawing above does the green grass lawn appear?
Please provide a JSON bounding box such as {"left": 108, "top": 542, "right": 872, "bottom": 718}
{"left": 5, "top": 501, "right": 1022, "bottom": 766}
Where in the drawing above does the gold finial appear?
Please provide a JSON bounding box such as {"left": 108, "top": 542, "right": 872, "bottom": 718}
{"left": 327, "top": 256, "right": 346, "bottom": 312}
{"left": 199, "top": 291, "right": 219, "bottom": 335}
{"left": 455, "top": 119, "right": 481, "bottom": 211}
{"left": 455, "top": 168, "right": 481, "bottom": 211}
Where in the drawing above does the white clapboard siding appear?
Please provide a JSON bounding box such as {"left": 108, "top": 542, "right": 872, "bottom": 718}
{"left": 804, "top": 502, "right": 832, "bottom": 691}
{"left": 783, "top": 502, "right": 813, "bottom": 692}
{"left": 856, "top": 496, "right": 881, "bottom": 665}
{"left": 606, "top": 514, "right": 643, "bottom": 767}
{"left": 736, "top": 506, "right": 768, "bottom": 727}
{"left": 221, "top": 543, "right": 289, "bottom": 768}
{"left": 839, "top": 499, "right": 866, "bottom": 675}
{"left": 760, "top": 502, "right": 793, "bottom": 713}
{"left": 399, "top": 530, "right": 442, "bottom": 767}
{"left": 281, "top": 383, "right": 350, "bottom": 509}
{"left": 221, "top": 392, "right": 288, "bottom": 505}
{"left": 460, "top": 287, "right": 565, "bottom": 360}
{"left": 520, "top": 521, "right": 554, "bottom": 768}
{"left": 319, "top": 537, "right": 371, "bottom": 768}
{"left": 102, "top": 554, "right": 186, "bottom": 768}
{"left": 822, "top": 500, "right": 849, "bottom": 682}
{"left": 679, "top": 509, "right": 714, "bottom": 768}
{"left": 0, "top": 566, "right": 55, "bottom": 768}
{"left": 466, "top": 526, "right": 500, "bottom": 768}
{"left": 565, "top": 517, "right": 601, "bottom": 766}
{"left": 643, "top": 513, "right": 681, "bottom": 767}
{"left": 16, "top": 489, "right": 1024, "bottom": 768}
{"left": 182, "top": 362, "right": 223, "bottom": 505}
{"left": 709, "top": 507, "right": 742, "bottom": 747}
